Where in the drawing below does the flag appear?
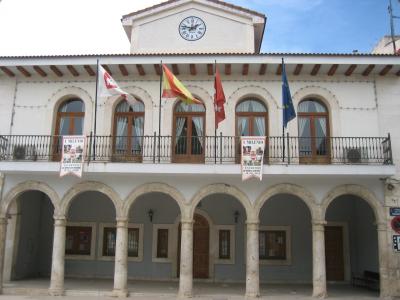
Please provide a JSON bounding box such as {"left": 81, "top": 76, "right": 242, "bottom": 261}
{"left": 282, "top": 59, "right": 296, "bottom": 128}
{"left": 98, "top": 65, "right": 137, "bottom": 106}
{"left": 162, "top": 64, "right": 201, "bottom": 104}
{"left": 214, "top": 65, "right": 226, "bottom": 128}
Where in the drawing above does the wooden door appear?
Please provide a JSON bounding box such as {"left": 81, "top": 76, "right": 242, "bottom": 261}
{"left": 325, "top": 226, "right": 345, "bottom": 281}
{"left": 177, "top": 213, "right": 209, "bottom": 279}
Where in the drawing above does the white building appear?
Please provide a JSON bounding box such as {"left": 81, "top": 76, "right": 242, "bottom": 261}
{"left": 0, "top": 0, "right": 400, "bottom": 298}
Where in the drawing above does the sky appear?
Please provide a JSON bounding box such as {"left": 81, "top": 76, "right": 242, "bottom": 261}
{"left": 0, "top": 0, "right": 398, "bottom": 56}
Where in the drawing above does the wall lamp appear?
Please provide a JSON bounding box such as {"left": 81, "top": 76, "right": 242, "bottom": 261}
{"left": 234, "top": 210, "right": 240, "bottom": 223}
{"left": 148, "top": 209, "right": 154, "bottom": 222}
{"left": 387, "top": 183, "right": 395, "bottom": 191}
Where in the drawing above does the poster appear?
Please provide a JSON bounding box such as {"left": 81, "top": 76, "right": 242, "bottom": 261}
{"left": 241, "top": 136, "right": 266, "bottom": 181}
{"left": 60, "top": 136, "right": 85, "bottom": 178}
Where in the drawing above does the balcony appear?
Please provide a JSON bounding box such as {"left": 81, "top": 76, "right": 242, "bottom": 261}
{"left": 0, "top": 134, "right": 392, "bottom": 166}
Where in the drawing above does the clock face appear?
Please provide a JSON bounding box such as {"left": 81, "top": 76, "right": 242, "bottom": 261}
{"left": 179, "top": 16, "right": 206, "bottom": 41}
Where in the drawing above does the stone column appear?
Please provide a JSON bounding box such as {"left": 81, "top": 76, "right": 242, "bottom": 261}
{"left": 0, "top": 217, "right": 7, "bottom": 294}
{"left": 245, "top": 221, "right": 259, "bottom": 298}
{"left": 376, "top": 222, "right": 390, "bottom": 299}
{"left": 178, "top": 220, "right": 193, "bottom": 299}
{"left": 312, "top": 220, "right": 327, "bottom": 298}
{"left": 49, "top": 216, "right": 66, "bottom": 296}
{"left": 113, "top": 217, "right": 129, "bottom": 297}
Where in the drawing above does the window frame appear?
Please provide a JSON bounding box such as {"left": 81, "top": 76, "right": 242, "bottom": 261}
{"left": 214, "top": 225, "right": 235, "bottom": 264}
{"left": 258, "top": 225, "right": 291, "bottom": 266}
{"left": 65, "top": 222, "right": 96, "bottom": 261}
{"left": 98, "top": 222, "right": 144, "bottom": 262}
{"left": 152, "top": 224, "right": 173, "bottom": 263}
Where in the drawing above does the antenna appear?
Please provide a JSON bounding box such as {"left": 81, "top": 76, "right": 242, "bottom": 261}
{"left": 388, "top": 0, "right": 400, "bottom": 54}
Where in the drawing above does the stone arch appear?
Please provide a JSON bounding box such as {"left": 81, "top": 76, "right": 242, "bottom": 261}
{"left": 103, "top": 85, "right": 154, "bottom": 136}
{"left": 189, "top": 183, "right": 255, "bottom": 221}
{"left": 226, "top": 85, "right": 279, "bottom": 136}
{"left": 123, "top": 183, "right": 187, "bottom": 219}
{"left": 60, "top": 181, "right": 123, "bottom": 217}
{"left": 46, "top": 86, "right": 93, "bottom": 136}
{"left": 321, "top": 184, "right": 384, "bottom": 223}
{"left": 1, "top": 181, "right": 61, "bottom": 217}
{"left": 291, "top": 85, "right": 340, "bottom": 137}
{"left": 254, "top": 183, "right": 319, "bottom": 220}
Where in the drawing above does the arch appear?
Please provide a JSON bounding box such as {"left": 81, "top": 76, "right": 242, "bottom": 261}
{"left": 1, "top": 181, "right": 61, "bottom": 217}
{"left": 123, "top": 183, "right": 187, "bottom": 219}
{"left": 104, "top": 85, "right": 154, "bottom": 136}
{"left": 227, "top": 85, "right": 279, "bottom": 136}
{"left": 189, "top": 183, "right": 254, "bottom": 221}
{"left": 254, "top": 183, "right": 319, "bottom": 220}
{"left": 321, "top": 184, "right": 384, "bottom": 223}
{"left": 46, "top": 86, "right": 93, "bottom": 136}
{"left": 60, "top": 181, "right": 123, "bottom": 217}
{"left": 291, "top": 85, "right": 340, "bottom": 137}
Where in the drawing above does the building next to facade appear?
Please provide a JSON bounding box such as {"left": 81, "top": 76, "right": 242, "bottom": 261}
{"left": 0, "top": 0, "right": 399, "bottom": 298}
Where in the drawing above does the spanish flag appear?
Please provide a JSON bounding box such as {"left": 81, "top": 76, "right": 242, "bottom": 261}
{"left": 162, "top": 64, "right": 201, "bottom": 104}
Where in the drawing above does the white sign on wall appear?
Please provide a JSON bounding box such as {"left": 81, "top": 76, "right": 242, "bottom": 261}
{"left": 60, "top": 136, "right": 85, "bottom": 178}
{"left": 241, "top": 136, "right": 265, "bottom": 181}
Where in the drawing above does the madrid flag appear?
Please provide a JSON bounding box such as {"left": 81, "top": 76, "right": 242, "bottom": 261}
{"left": 162, "top": 64, "right": 201, "bottom": 104}
{"left": 214, "top": 65, "right": 226, "bottom": 128}
{"left": 98, "top": 65, "right": 137, "bottom": 105}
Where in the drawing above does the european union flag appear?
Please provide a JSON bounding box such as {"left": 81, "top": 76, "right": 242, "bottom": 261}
{"left": 282, "top": 59, "right": 296, "bottom": 128}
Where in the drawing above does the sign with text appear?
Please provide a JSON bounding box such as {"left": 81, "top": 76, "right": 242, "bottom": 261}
{"left": 60, "top": 136, "right": 85, "bottom": 178}
{"left": 241, "top": 136, "right": 265, "bottom": 181}
{"left": 393, "top": 235, "right": 400, "bottom": 252}
{"left": 390, "top": 207, "right": 400, "bottom": 216}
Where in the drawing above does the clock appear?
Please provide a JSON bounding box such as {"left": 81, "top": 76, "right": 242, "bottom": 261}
{"left": 179, "top": 16, "right": 206, "bottom": 41}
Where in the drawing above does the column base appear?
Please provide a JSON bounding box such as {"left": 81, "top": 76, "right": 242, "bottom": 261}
{"left": 48, "top": 288, "right": 65, "bottom": 296}
{"left": 112, "top": 289, "right": 128, "bottom": 298}
{"left": 312, "top": 290, "right": 327, "bottom": 299}
{"left": 245, "top": 292, "right": 260, "bottom": 299}
{"left": 177, "top": 291, "right": 193, "bottom": 299}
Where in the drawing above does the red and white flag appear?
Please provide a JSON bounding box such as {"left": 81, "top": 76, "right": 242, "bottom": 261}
{"left": 214, "top": 65, "right": 226, "bottom": 128}
{"left": 98, "top": 65, "right": 137, "bottom": 105}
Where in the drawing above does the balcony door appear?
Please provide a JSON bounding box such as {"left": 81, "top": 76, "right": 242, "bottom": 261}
{"left": 172, "top": 101, "right": 205, "bottom": 163}
{"left": 53, "top": 99, "right": 85, "bottom": 160}
{"left": 235, "top": 99, "right": 268, "bottom": 163}
{"left": 113, "top": 100, "right": 144, "bottom": 162}
{"left": 298, "top": 99, "right": 330, "bottom": 164}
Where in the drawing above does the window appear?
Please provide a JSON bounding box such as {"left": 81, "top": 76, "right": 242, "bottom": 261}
{"left": 258, "top": 226, "right": 291, "bottom": 265}
{"left": 53, "top": 99, "right": 85, "bottom": 160}
{"left": 214, "top": 225, "right": 235, "bottom": 264}
{"left": 298, "top": 99, "right": 330, "bottom": 163}
{"left": 172, "top": 101, "right": 205, "bottom": 163}
{"left": 157, "top": 229, "right": 169, "bottom": 258}
{"left": 98, "top": 223, "right": 144, "bottom": 261}
{"left": 152, "top": 224, "right": 172, "bottom": 262}
{"left": 65, "top": 222, "right": 96, "bottom": 260}
{"left": 113, "top": 99, "right": 145, "bottom": 161}
{"left": 235, "top": 99, "right": 268, "bottom": 163}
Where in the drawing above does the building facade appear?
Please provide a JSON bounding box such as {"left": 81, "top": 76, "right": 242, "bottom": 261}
{"left": 0, "top": 0, "right": 400, "bottom": 298}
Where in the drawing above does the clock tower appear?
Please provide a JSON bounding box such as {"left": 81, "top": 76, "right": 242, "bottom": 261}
{"left": 121, "top": 0, "right": 266, "bottom": 54}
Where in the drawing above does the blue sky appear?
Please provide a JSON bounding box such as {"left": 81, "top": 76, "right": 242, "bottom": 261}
{"left": 0, "top": 0, "right": 398, "bottom": 55}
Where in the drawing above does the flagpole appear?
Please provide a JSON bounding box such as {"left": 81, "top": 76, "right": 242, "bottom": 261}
{"left": 93, "top": 59, "right": 99, "bottom": 161}
{"left": 158, "top": 60, "right": 162, "bottom": 163}
{"left": 282, "top": 58, "right": 285, "bottom": 163}
{"left": 214, "top": 60, "right": 217, "bottom": 164}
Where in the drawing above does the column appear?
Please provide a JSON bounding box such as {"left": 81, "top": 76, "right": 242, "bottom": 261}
{"left": 245, "top": 221, "right": 259, "bottom": 298}
{"left": 376, "top": 222, "right": 390, "bottom": 298}
{"left": 178, "top": 220, "right": 193, "bottom": 299}
{"left": 49, "top": 216, "right": 66, "bottom": 296}
{"left": 0, "top": 217, "right": 7, "bottom": 294}
{"left": 113, "top": 217, "right": 129, "bottom": 297}
{"left": 312, "top": 220, "right": 327, "bottom": 298}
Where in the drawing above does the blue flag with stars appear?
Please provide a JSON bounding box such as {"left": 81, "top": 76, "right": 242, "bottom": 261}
{"left": 282, "top": 59, "right": 296, "bottom": 128}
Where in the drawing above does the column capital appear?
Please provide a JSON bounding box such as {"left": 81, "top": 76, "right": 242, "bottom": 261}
{"left": 53, "top": 215, "right": 67, "bottom": 227}
{"left": 375, "top": 222, "right": 387, "bottom": 231}
{"left": 0, "top": 217, "right": 7, "bottom": 226}
{"left": 312, "top": 219, "right": 327, "bottom": 231}
{"left": 246, "top": 221, "right": 259, "bottom": 231}
{"left": 181, "top": 220, "right": 194, "bottom": 230}
{"left": 116, "top": 217, "right": 129, "bottom": 227}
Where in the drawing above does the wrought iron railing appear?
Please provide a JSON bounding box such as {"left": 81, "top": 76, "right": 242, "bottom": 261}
{"left": 0, "top": 134, "right": 393, "bottom": 165}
